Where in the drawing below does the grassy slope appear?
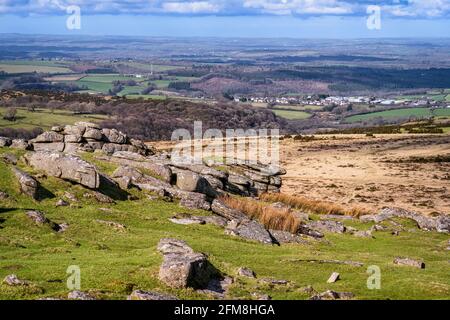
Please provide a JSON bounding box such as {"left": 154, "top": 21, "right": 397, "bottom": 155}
{"left": 345, "top": 108, "right": 450, "bottom": 123}
{"left": 0, "top": 147, "right": 449, "bottom": 300}
{"left": 0, "top": 108, "right": 109, "bottom": 130}
{"left": 272, "top": 110, "right": 312, "bottom": 120}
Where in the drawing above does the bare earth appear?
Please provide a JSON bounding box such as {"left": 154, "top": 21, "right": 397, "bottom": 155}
{"left": 280, "top": 134, "right": 450, "bottom": 216}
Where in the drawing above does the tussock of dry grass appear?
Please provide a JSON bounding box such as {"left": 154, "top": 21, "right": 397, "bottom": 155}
{"left": 219, "top": 196, "right": 302, "bottom": 234}
{"left": 260, "top": 193, "right": 371, "bottom": 217}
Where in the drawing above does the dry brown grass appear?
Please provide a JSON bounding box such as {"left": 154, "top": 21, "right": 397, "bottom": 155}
{"left": 260, "top": 193, "right": 371, "bottom": 217}
{"left": 219, "top": 196, "right": 303, "bottom": 234}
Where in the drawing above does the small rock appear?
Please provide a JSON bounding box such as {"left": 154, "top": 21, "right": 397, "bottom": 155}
{"left": 56, "top": 199, "right": 69, "bottom": 207}
{"left": 12, "top": 167, "right": 39, "bottom": 199}
{"left": 169, "top": 214, "right": 206, "bottom": 225}
{"left": 57, "top": 223, "right": 69, "bottom": 233}
{"left": 127, "top": 290, "right": 178, "bottom": 300}
{"left": 305, "top": 220, "right": 346, "bottom": 234}
{"left": 299, "top": 285, "right": 317, "bottom": 295}
{"left": 354, "top": 230, "right": 373, "bottom": 238}
{"left": 67, "top": 291, "right": 96, "bottom": 300}
{"left": 3, "top": 274, "right": 28, "bottom": 286}
{"left": 310, "top": 290, "right": 354, "bottom": 300}
{"left": 96, "top": 220, "right": 126, "bottom": 232}
{"left": 251, "top": 293, "right": 272, "bottom": 300}
{"left": 260, "top": 278, "right": 289, "bottom": 286}
{"left": 393, "top": 257, "right": 425, "bottom": 269}
{"left": 327, "top": 272, "right": 340, "bottom": 283}
{"left": 371, "top": 224, "right": 387, "bottom": 232}
{"left": 391, "top": 231, "right": 400, "bottom": 236}
{"left": 0, "top": 191, "right": 8, "bottom": 200}
{"left": 26, "top": 210, "right": 50, "bottom": 225}
{"left": 1, "top": 153, "right": 18, "bottom": 165}
{"left": 0, "top": 136, "right": 12, "bottom": 147}
{"left": 237, "top": 267, "right": 256, "bottom": 278}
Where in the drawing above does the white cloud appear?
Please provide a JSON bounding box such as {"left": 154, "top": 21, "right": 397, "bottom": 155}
{"left": 0, "top": 0, "right": 448, "bottom": 18}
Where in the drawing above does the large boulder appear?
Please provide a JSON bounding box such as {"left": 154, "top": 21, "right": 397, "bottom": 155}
{"left": 174, "top": 169, "right": 216, "bottom": 197}
{"left": 157, "top": 238, "right": 218, "bottom": 289}
{"left": 102, "top": 128, "right": 128, "bottom": 144}
{"left": 26, "top": 152, "right": 100, "bottom": 189}
{"left": 12, "top": 167, "right": 39, "bottom": 199}
{"left": 31, "top": 131, "right": 64, "bottom": 143}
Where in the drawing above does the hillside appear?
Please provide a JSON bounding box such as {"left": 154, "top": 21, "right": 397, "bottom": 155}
{"left": 0, "top": 124, "right": 449, "bottom": 300}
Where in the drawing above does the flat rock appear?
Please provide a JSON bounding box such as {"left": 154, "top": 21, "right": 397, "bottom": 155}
{"left": 225, "top": 219, "right": 273, "bottom": 245}
{"left": 237, "top": 267, "right": 256, "bottom": 278}
{"left": 3, "top": 274, "right": 28, "bottom": 286}
{"left": 310, "top": 290, "right": 354, "bottom": 300}
{"left": 127, "top": 290, "right": 178, "bottom": 300}
{"left": 353, "top": 230, "right": 374, "bottom": 238}
{"left": 67, "top": 290, "right": 96, "bottom": 300}
{"left": 27, "top": 152, "right": 100, "bottom": 189}
{"left": 305, "top": 220, "right": 346, "bottom": 234}
{"left": 269, "top": 229, "right": 309, "bottom": 244}
{"left": 393, "top": 257, "right": 425, "bottom": 269}
{"left": 327, "top": 272, "right": 340, "bottom": 283}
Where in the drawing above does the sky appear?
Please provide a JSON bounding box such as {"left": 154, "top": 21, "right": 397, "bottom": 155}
{"left": 0, "top": 0, "right": 448, "bottom": 38}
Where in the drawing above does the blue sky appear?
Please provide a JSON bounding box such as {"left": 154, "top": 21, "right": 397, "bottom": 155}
{"left": 0, "top": 0, "right": 448, "bottom": 38}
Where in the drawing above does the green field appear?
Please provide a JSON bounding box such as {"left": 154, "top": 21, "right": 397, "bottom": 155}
{"left": 125, "top": 94, "right": 167, "bottom": 101}
{"left": 0, "top": 148, "right": 448, "bottom": 300}
{"left": 0, "top": 63, "right": 72, "bottom": 74}
{"left": 273, "top": 105, "right": 323, "bottom": 111}
{"left": 272, "top": 109, "right": 312, "bottom": 120}
{"left": 345, "top": 108, "right": 450, "bottom": 123}
{"left": 0, "top": 108, "right": 108, "bottom": 130}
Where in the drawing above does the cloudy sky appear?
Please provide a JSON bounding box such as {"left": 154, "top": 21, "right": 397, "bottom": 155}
{"left": 0, "top": 0, "right": 448, "bottom": 37}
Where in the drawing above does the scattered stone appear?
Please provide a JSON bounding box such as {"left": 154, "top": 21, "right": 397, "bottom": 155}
{"left": 0, "top": 190, "right": 9, "bottom": 200}
{"left": 169, "top": 214, "right": 206, "bottom": 225}
{"left": 310, "top": 290, "right": 354, "bottom": 300}
{"left": 96, "top": 219, "right": 126, "bottom": 232}
{"left": 1, "top": 153, "right": 18, "bottom": 165}
{"left": 157, "top": 238, "right": 219, "bottom": 289}
{"left": 371, "top": 224, "right": 387, "bottom": 232}
{"left": 305, "top": 220, "right": 346, "bottom": 234}
{"left": 237, "top": 267, "right": 256, "bottom": 278}
{"left": 269, "top": 229, "right": 309, "bottom": 244}
{"left": 55, "top": 199, "right": 69, "bottom": 207}
{"left": 0, "top": 136, "right": 12, "bottom": 147}
{"left": 92, "top": 191, "right": 115, "bottom": 204}
{"left": 225, "top": 219, "right": 273, "bottom": 245}
{"left": 327, "top": 272, "right": 340, "bottom": 283}
{"left": 299, "top": 285, "right": 317, "bottom": 295}
{"left": 26, "top": 210, "right": 49, "bottom": 225}
{"left": 354, "top": 230, "right": 374, "bottom": 238}
{"left": 127, "top": 290, "right": 178, "bottom": 301}
{"left": 67, "top": 290, "right": 96, "bottom": 300}
{"left": 12, "top": 167, "right": 39, "bottom": 199}
{"left": 251, "top": 293, "right": 271, "bottom": 300}
{"left": 393, "top": 257, "right": 425, "bottom": 269}
{"left": 260, "top": 278, "right": 289, "bottom": 286}
{"left": 3, "top": 274, "right": 28, "bottom": 286}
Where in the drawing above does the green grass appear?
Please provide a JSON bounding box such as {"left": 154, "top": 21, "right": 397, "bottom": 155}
{"left": 273, "top": 105, "right": 323, "bottom": 111}
{"left": 0, "top": 62, "right": 71, "bottom": 74}
{"left": 1, "top": 147, "right": 448, "bottom": 300}
{"left": 272, "top": 110, "right": 312, "bottom": 120}
{"left": 345, "top": 108, "right": 450, "bottom": 123}
{"left": 0, "top": 108, "right": 108, "bottom": 130}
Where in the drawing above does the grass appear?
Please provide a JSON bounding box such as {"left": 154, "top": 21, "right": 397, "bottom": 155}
{"left": 345, "top": 108, "right": 450, "bottom": 123}
{"left": 273, "top": 105, "right": 323, "bottom": 111}
{"left": 219, "top": 196, "right": 302, "bottom": 233}
{"left": 0, "top": 63, "right": 71, "bottom": 74}
{"left": 260, "top": 193, "right": 371, "bottom": 217}
{"left": 272, "top": 110, "right": 311, "bottom": 120}
{"left": 0, "top": 108, "right": 108, "bottom": 130}
{"left": 0, "top": 148, "right": 448, "bottom": 300}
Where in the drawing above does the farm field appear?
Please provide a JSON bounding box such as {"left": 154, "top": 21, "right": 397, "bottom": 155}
{"left": 0, "top": 108, "right": 109, "bottom": 130}
{"left": 345, "top": 108, "right": 450, "bottom": 123}
{"left": 0, "top": 63, "right": 72, "bottom": 74}
{"left": 272, "top": 109, "right": 312, "bottom": 120}
{"left": 273, "top": 105, "right": 323, "bottom": 111}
